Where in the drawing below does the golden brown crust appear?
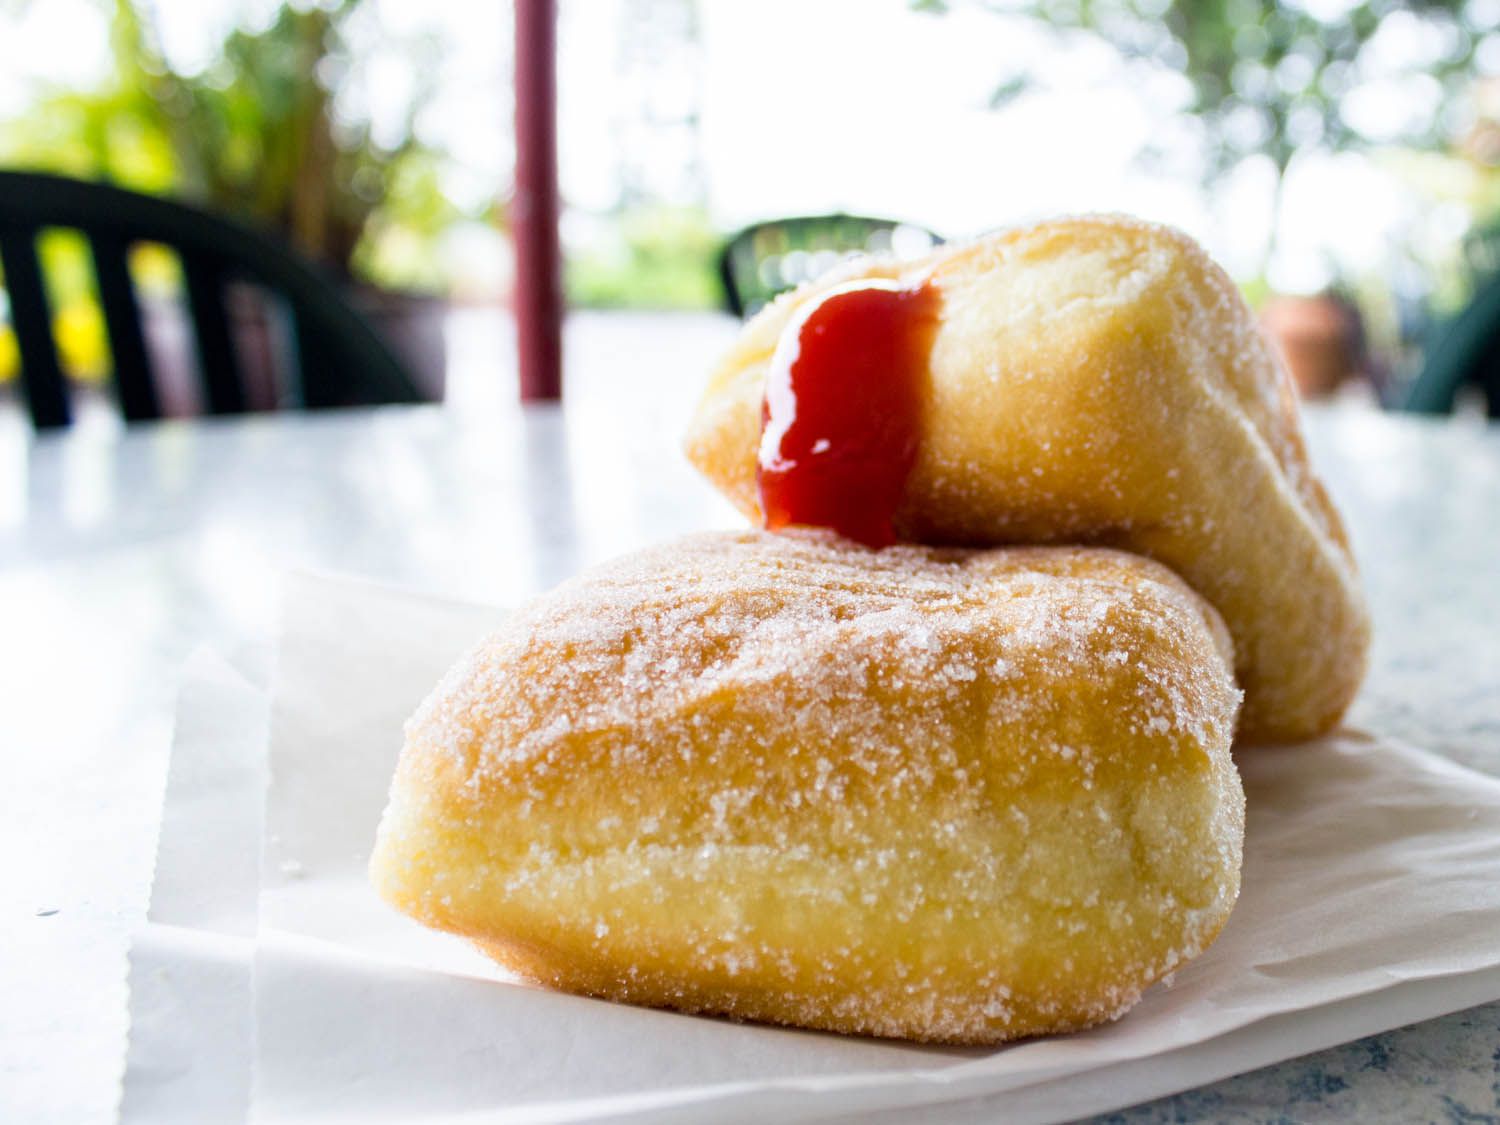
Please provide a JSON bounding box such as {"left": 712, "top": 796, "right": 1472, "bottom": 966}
{"left": 371, "top": 531, "right": 1245, "bottom": 1044}
{"left": 683, "top": 215, "right": 1370, "bottom": 742}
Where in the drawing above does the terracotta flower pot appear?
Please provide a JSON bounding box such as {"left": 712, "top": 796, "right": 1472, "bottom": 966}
{"left": 1259, "top": 294, "right": 1365, "bottom": 400}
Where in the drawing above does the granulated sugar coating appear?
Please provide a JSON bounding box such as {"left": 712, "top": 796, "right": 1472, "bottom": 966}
{"left": 683, "top": 214, "right": 1370, "bottom": 743}
{"left": 370, "top": 530, "right": 1245, "bottom": 1044}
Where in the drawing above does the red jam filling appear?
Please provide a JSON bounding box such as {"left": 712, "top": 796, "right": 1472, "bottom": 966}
{"left": 756, "top": 279, "right": 940, "bottom": 548}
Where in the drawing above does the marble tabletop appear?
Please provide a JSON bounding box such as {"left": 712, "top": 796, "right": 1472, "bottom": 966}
{"left": 2, "top": 312, "right": 1498, "bottom": 1123}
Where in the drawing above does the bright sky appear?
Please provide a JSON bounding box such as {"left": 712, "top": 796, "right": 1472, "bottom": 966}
{"left": 0, "top": 0, "right": 1486, "bottom": 293}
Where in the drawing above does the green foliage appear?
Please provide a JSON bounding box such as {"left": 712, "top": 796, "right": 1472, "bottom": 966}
{"left": 951, "top": 0, "right": 1494, "bottom": 179}
{"left": 0, "top": 0, "right": 462, "bottom": 290}
{"left": 922, "top": 0, "right": 1500, "bottom": 287}
{"left": 566, "top": 207, "right": 722, "bottom": 310}
{"left": 0, "top": 82, "right": 176, "bottom": 192}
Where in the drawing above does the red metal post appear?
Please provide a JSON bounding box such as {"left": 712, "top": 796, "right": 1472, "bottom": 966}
{"left": 514, "top": 0, "right": 562, "bottom": 401}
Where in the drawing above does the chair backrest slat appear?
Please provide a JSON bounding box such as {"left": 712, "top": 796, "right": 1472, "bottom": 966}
{"left": 294, "top": 309, "right": 334, "bottom": 409}
{"left": 0, "top": 223, "right": 70, "bottom": 428}
{"left": 88, "top": 232, "right": 158, "bottom": 421}
{"left": 181, "top": 252, "right": 246, "bottom": 415}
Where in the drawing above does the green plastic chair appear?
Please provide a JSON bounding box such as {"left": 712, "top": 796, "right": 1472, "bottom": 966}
{"left": 718, "top": 213, "right": 942, "bottom": 319}
{"left": 0, "top": 170, "right": 422, "bottom": 429}
{"left": 1403, "top": 271, "right": 1500, "bottom": 417}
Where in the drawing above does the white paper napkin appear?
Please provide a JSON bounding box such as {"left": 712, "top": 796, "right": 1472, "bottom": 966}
{"left": 246, "top": 572, "right": 1500, "bottom": 1124}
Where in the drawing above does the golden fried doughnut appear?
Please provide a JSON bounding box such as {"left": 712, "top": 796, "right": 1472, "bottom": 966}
{"left": 371, "top": 530, "right": 1245, "bottom": 1044}
{"left": 684, "top": 215, "right": 1370, "bottom": 742}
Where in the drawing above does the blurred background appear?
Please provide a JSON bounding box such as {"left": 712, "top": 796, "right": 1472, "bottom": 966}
{"left": 2, "top": 0, "right": 1499, "bottom": 419}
